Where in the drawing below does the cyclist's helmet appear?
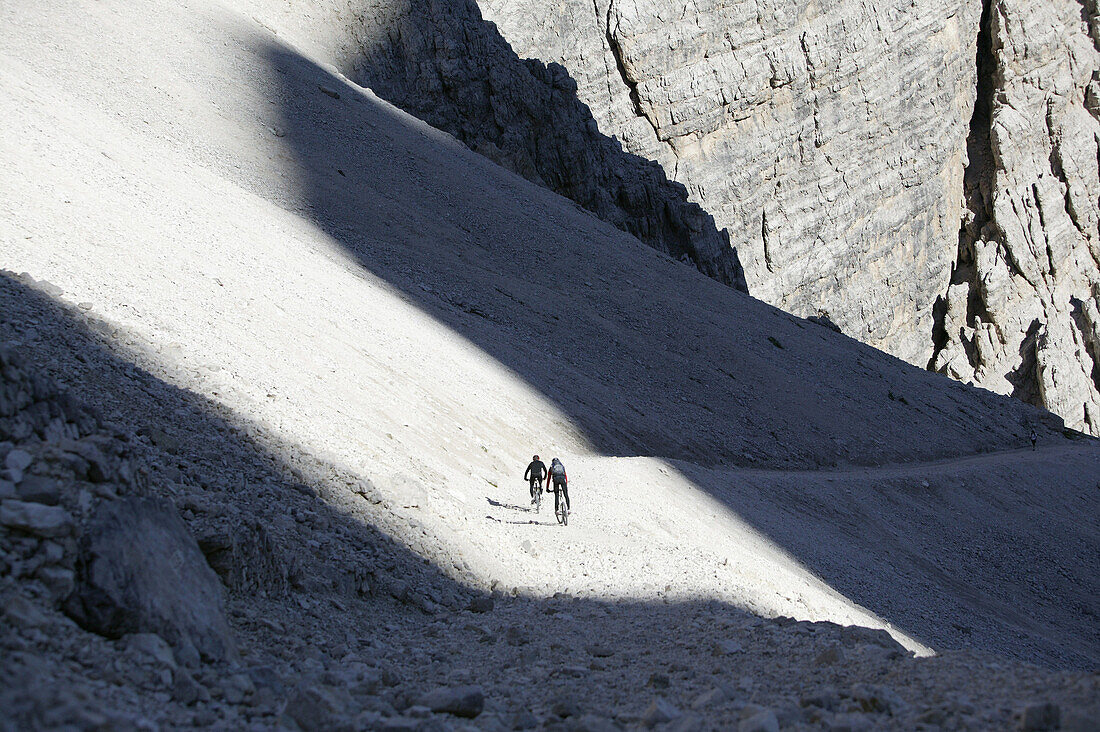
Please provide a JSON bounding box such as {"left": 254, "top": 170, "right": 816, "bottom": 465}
{"left": 533, "top": 455, "right": 539, "bottom": 460}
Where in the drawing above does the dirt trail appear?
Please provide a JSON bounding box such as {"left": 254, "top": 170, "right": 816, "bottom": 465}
{"left": 728, "top": 442, "right": 1091, "bottom": 480}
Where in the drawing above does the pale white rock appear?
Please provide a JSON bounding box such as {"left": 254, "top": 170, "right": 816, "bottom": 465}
{"left": 931, "top": 0, "right": 1100, "bottom": 434}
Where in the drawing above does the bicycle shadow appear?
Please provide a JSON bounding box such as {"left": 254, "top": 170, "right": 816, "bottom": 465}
{"left": 485, "top": 496, "right": 566, "bottom": 526}
{"left": 486, "top": 497, "right": 534, "bottom": 513}
{"left": 487, "top": 516, "right": 559, "bottom": 527}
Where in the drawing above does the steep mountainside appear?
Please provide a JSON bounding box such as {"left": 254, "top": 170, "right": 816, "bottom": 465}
{"left": 239, "top": 0, "right": 746, "bottom": 288}
{"left": 327, "top": 0, "right": 1100, "bottom": 434}
{"left": 481, "top": 0, "right": 981, "bottom": 367}
{"left": 1, "top": 0, "right": 1098, "bottom": 728}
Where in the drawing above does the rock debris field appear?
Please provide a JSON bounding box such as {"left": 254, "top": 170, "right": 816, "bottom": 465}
{"left": 2, "top": 0, "right": 1100, "bottom": 730}
{"left": 1, "top": 275, "right": 1098, "bottom": 730}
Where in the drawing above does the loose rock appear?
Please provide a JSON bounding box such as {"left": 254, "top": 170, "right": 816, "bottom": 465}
{"left": 1020, "top": 702, "right": 1061, "bottom": 731}
{"left": 641, "top": 697, "right": 681, "bottom": 726}
{"left": 738, "top": 708, "right": 779, "bottom": 732}
{"left": 416, "top": 685, "right": 485, "bottom": 718}
{"left": 0, "top": 499, "right": 74, "bottom": 537}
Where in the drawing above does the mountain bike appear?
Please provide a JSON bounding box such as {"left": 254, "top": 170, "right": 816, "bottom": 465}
{"left": 553, "top": 482, "right": 569, "bottom": 526}
{"left": 529, "top": 477, "right": 542, "bottom": 513}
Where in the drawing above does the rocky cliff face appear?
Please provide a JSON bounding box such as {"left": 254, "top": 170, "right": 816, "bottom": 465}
{"left": 930, "top": 0, "right": 1100, "bottom": 432}
{"left": 472, "top": 0, "right": 1100, "bottom": 433}
{"left": 479, "top": 0, "right": 983, "bottom": 360}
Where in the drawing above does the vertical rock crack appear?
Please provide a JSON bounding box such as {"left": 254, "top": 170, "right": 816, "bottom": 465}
{"left": 929, "top": 0, "right": 997, "bottom": 372}
{"left": 604, "top": 1, "right": 663, "bottom": 144}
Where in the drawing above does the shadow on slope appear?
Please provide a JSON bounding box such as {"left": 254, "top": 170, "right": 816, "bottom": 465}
{"left": 256, "top": 37, "right": 1100, "bottom": 670}
{"left": 0, "top": 271, "right": 462, "bottom": 618}
{"left": 16, "top": 274, "right": 1094, "bottom": 732}
{"left": 5, "top": 264, "right": 1093, "bottom": 711}
{"left": 264, "top": 40, "right": 1060, "bottom": 470}
{"left": 339, "top": 0, "right": 747, "bottom": 291}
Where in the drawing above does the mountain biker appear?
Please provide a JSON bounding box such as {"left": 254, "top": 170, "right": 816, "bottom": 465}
{"left": 548, "top": 457, "right": 569, "bottom": 513}
{"left": 524, "top": 454, "right": 547, "bottom": 504}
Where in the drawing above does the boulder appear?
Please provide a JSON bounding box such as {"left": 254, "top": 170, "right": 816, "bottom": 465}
{"left": 16, "top": 475, "right": 61, "bottom": 505}
{"left": 125, "top": 632, "right": 178, "bottom": 668}
{"left": 64, "top": 497, "right": 235, "bottom": 664}
{"left": 171, "top": 668, "right": 210, "bottom": 706}
{"left": 467, "top": 595, "right": 494, "bottom": 613}
{"left": 641, "top": 697, "right": 681, "bottom": 726}
{"left": 713, "top": 638, "right": 744, "bottom": 655}
{"left": 691, "top": 686, "right": 730, "bottom": 710}
{"left": 5, "top": 448, "right": 32, "bottom": 473}
{"left": 36, "top": 565, "right": 75, "bottom": 601}
{"left": 416, "top": 685, "right": 485, "bottom": 718}
{"left": 738, "top": 709, "right": 779, "bottom": 732}
{"left": 850, "top": 684, "right": 907, "bottom": 715}
{"left": 4, "top": 594, "right": 51, "bottom": 628}
{"left": 282, "top": 684, "right": 350, "bottom": 731}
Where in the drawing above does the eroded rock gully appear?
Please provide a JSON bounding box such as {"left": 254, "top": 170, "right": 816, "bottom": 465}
{"left": 462, "top": 0, "right": 1100, "bottom": 434}
{"left": 929, "top": 0, "right": 1100, "bottom": 433}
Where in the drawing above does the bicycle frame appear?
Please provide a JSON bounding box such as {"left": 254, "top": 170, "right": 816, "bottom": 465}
{"left": 553, "top": 482, "right": 568, "bottom": 525}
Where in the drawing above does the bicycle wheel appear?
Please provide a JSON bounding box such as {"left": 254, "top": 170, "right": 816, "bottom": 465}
{"left": 555, "top": 487, "right": 566, "bottom": 525}
{"left": 534, "top": 481, "right": 542, "bottom": 513}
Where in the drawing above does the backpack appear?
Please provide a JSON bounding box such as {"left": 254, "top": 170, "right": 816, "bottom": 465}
{"left": 550, "top": 461, "right": 565, "bottom": 477}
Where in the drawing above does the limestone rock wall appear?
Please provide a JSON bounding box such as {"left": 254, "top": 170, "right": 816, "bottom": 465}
{"left": 930, "top": 0, "right": 1100, "bottom": 433}
{"left": 479, "top": 0, "right": 982, "bottom": 364}
{"left": 477, "top": 0, "right": 1100, "bottom": 434}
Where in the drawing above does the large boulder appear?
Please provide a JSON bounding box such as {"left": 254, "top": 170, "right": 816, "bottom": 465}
{"left": 64, "top": 497, "right": 235, "bottom": 665}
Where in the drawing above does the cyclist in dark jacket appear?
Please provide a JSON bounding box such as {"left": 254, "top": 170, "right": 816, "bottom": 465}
{"left": 548, "top": 457, "right": 569, "bottom": 512}
{"left": 524, "top": 455, "right": 547, "bottom": 504}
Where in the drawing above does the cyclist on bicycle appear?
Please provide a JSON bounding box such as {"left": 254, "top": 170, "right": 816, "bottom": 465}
{"left": 548, "top": 457, "right": 570, "bottom": 513}
{"left": 524, "top": 454, "right": 547, "bottom": 505}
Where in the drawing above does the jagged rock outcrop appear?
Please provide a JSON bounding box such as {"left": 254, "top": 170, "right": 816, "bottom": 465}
{"left": 930, "top": 0, "right": 1100, "bottom": 433}
{"left": 470, "top": 0, "right": 1100, "bottom": 433}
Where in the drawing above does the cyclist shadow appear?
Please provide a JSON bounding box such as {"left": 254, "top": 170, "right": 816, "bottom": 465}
{"left": 485, "top": 514, "right": 557, "bottom": 526}
{"left": 486, "top": 497, "right": 533, "bottom": 513}
{"left": 485, "top": 496, "right": 562, "bottom": 526}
